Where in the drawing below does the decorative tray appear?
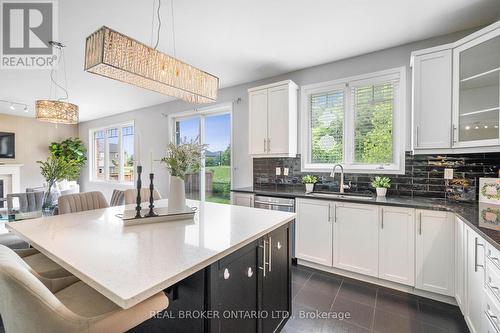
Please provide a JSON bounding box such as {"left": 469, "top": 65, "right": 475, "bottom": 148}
{"left": 118, "top": 206, "right": 197, "bottom": 226}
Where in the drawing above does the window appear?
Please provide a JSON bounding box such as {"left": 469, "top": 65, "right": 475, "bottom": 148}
{"left": 89, "top": 122, "right": 135, "bottom": 183}
{"left": 169, "top": 103, "right": 232, "bottom": 204}
{"left": 301, "top": 67, "right": 405, "bottom": 173}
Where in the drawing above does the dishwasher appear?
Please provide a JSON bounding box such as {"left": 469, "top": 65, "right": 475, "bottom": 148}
{"left": 253, "top": 195, "right": 296, "bottom": 261}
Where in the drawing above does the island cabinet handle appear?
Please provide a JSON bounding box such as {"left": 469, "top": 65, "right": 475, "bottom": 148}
{"left": 247, "top": 267, "right": 253, "bottom": 278}
{"left": 259, "top": 239, "right": 268, "bottom": 277}
{"left": 223, "top": 268, "right": 230, "bottom": 280}
{"left": 268, "top": 236, "right": 272, "bottom": 273}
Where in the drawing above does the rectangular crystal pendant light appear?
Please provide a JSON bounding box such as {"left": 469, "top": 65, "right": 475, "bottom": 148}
{"left": 84, "top": 26, "right": 218, "bottom": 104}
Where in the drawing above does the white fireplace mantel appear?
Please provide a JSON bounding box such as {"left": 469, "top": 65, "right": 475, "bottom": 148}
{"left": 0, "top": 164, "right": 23, "bottom": 195}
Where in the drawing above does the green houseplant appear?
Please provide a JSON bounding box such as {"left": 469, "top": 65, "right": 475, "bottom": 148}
{"left": 37, "top": 155, "right": 79, "bottom": 210}
{"left": 49, "top": 137, "right": 87, "bottom": 181}
{"left": 371, "top": 176, "right": 391, "bottom": 197}
{"left": 160, "top": 139, "right": 207, "bottom": 213}
{"left": 302, "top": 175, "right": 318, "bottom": 193}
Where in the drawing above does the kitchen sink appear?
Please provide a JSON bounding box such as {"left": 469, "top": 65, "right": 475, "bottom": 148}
{"left": 307, "top": 191, "right": 374, "bottom": 201}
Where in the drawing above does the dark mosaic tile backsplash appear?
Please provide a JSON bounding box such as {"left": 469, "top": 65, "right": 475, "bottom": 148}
{"left": 253, "top": 152, "right": 500, "bottom": 201}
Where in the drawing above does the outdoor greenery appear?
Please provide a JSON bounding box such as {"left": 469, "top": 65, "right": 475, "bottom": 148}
{"left": 371, "top": 176, "right": 391, "bottom": 189}
{"left": 302, "top": 175, "right": 318, "bottom": 184}
{"left": 311, "top": 83, "right": 394, "bottom": 165}
{"left": 49, "top": 137, "right": 87, "bottom": 180}
{"left": 206, "top": 145, "right": 231, "bottom": 203}
{"left": 161, "top": 138, "right": 207, "bottom": 180}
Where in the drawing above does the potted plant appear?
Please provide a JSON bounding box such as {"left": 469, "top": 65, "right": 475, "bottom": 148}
{"left": 371, "top": 176, "right": 391, "bottom": 197}
{"left": 161, "top": 139, "right": 207, "bottom": 213}
{"left": 37, "top": 155, "right": 79, "bottom": 212}
{"left": 302, "top": 175, "right": 318, "bottom": 193}
{"left": 49, "top": 137, "right": 87, "bottom": 181}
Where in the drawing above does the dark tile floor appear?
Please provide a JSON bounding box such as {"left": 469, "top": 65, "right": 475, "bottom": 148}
{"left": 283, "top": 265, "right": 469, "bottom": 333}
{"left": 0, "top": 265, "right": 469, "bottom": 333}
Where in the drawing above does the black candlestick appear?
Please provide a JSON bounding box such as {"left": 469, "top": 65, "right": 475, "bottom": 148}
{"left": 135, "top": 165, "right": 143, "bottom": 219}
{"left": 147, "top": 173, "right": 158, "bottom": 217}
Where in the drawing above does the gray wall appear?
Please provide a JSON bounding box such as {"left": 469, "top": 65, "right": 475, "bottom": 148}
{"left": 78, "top": 29, "right": 474, "bottom": 200}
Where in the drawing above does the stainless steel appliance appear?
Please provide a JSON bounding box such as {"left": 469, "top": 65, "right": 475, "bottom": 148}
{"left": 253, "top": 195, "right": 296, "bottom": 259}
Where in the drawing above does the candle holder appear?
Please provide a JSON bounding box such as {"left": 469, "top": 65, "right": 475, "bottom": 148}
{"left": 135, "top": 165, "right": 143, "bottom": 219}
{"left": 146, "top": 173, "right": 158, "bottom": 217}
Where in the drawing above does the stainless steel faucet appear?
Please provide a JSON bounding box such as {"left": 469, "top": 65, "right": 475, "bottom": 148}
{"left": 330, "top": 164, "right": 350, "bottom": 193}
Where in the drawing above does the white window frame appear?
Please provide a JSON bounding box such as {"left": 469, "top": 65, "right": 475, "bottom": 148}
{"left": 167, "top": 102, "right": 233, "bottom": 202}
{"left": 88, "top": 121, "right": 135, "bottom": 184}
{"left": 300, "top": 67, "right": 406, "bottom": 174}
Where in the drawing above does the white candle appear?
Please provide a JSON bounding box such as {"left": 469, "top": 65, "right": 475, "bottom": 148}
{"left": 136, "top": 134, "right": 141, "bottom": 166}
{"left": 150, "top": 150, "right": 154, "bottom": 173}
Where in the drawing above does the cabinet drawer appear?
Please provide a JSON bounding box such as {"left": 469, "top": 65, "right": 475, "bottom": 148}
{"left": 485, "top": 289, "right": 500, "bottom": 333}
{"left": 487, "top": 244, "right": 500, "bottom": 273}
{"left": 486, "top": 258, "right": 500, "bottom": 305}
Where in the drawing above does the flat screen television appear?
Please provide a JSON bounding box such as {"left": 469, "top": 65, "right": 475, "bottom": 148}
{"left": 0, "top": 132, "right": 15, "bottom": 158}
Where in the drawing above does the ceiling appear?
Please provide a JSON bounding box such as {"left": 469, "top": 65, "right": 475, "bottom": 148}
{"left": 0, "top": 0, "right": 499, "bottom": 122}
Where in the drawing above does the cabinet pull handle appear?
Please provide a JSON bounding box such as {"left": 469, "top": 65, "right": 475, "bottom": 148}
{"left": 268, "top": 236, "right": 272, "bottom": 273}
{"left": 247, "top": 267, "right": 253, "bottom": 278}
{"left": 267, "top": 138, "right": 271, "bottom": 152}
{"left": 334, "top": 205, "right": 337, "bottom": 223}
{"left": 453, "top": 125, "right": 458, "bottom": 144}
{"left": 277, "top": 241, "right": 282, "bottom": 250}
{"left": 223, "top": 268, "right": 230, "bottom": 280}
{"left": 418, "top": 212, "right": 422, "bottom": 235}
{"left": 259, "top": 239, "right": 268, "bottom": 277}
{"left": 264, "top": 138, "right": 266, "bottom": 152}
{"left": 328, "top": 205, "right": 331, "bottom": 222}
{"left": 475, "top": 237, "right": 484, "bottom": 272}
{"left": 381, "top": 208, "right": 384, "bottom": 229}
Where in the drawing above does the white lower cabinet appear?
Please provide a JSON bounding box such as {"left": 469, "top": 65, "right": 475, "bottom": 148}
{"left": 415, "top": 210, "right": 455, "bottom": 296}
{"left": 333, "top": 203, "right": 379, "bottom": 277}
{"left": 378, "top": 207, "right": 415, "bottom": 286}
{"left": 455, "top": 217, "right": 467, "bottom": 312}
{"left": 465, "top": 225, "right": 485, "bottom": 333}
{"left": 295, "top": 198, "right": 333, "bottom": 266}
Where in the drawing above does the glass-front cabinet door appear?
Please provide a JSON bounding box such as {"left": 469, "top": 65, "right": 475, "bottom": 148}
{"left": 453, "top": 28, "right": 500, "bottom": 147}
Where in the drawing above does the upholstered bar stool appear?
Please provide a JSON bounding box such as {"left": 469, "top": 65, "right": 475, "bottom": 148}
{"left": 124, "top": 188, "right": 161, "bottom": 205}
{"left": 0, "top": 245, "right": 169, "bottom": 333}
{"left": 58, "top": 191, "right": 109, "bottom": 215}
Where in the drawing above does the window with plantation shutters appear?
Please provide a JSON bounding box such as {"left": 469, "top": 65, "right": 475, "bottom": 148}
{"left": 300, "top": 67, "right": 405, "bottom": 173}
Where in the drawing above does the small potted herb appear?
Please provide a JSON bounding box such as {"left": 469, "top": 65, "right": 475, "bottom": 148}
{"left": 302, "top": 175, "right": 318, "bottom": 193}
{"left": 371, "top": 176, "right": 391, "bottom": 197}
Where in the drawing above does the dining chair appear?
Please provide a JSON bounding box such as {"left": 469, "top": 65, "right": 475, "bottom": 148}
{"left": 0, "top": 245, "right": 169, "bottom": 333}
{"left": 124, "top": 188, "right": 161, "bottom": 205}
{"left": 58, "top": 191, "right": 109, "bottom": 215}
{"left": 110, "top": 189, "right": 125, "bottom": 206}
{"left": 6, "top": 191, "right": 44, "bottom": 214}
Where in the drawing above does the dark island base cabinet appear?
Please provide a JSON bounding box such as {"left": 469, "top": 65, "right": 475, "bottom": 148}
{"left": 130, "top": 223, "right": 291, "bottom": 333}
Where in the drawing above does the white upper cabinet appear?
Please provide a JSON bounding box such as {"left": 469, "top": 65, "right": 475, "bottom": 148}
{"left": 453, "top": 26, "right": 500, "bottom": 148}
{"left": 411, "top": 20, "right": 500, "bottom": 153}
{"left": 333, "top": 202, "right": 379, "bottom": 277}
{"left": 248, "top": 80, "right": 298, "bottom": 157}
{"left": 411, "top": 48, "right": 453, "bottom": 150}
{"left": 378, "top": 206, "right": 415, "bottom": 286}
{"left": 415, "top": 210, "right": 455, "bottom": 297}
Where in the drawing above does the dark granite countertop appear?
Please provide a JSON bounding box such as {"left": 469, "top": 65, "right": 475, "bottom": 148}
{"left": 232, "top": 185, "right": 500, "bottom": 251}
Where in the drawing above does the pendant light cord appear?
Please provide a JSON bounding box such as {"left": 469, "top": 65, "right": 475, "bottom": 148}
{"left": 49, "top": 43, "right": 69, "bottom": 101}
{"left": 153, "top": 0, "right": 161, "bottom": 49}
{"left": 152, "top": 0, "right": 176, "bottom": 57}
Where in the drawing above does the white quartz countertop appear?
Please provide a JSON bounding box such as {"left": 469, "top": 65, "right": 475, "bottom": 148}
{"left": 7, "top": 200, "right": 295, "bottom": 309}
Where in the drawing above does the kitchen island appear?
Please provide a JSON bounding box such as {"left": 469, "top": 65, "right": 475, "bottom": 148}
{"left": 7, "top": 199, "right": 295, "bottom": 333}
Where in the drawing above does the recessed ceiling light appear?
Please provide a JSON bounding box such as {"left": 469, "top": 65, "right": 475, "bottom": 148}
{"left": 474, "top": 126, "right": 479, "bottom": 130}
{"left": 9, "top": 104, "right": 15, "bottom": 110}
{"left": 484, "top": 125, "right": 488, "bottom": 129}
{"left": 465, "top": 126, "right": 471, "bottom": 130}
{"left": 495, "top": 125, "right": 499, "bottom": 129}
